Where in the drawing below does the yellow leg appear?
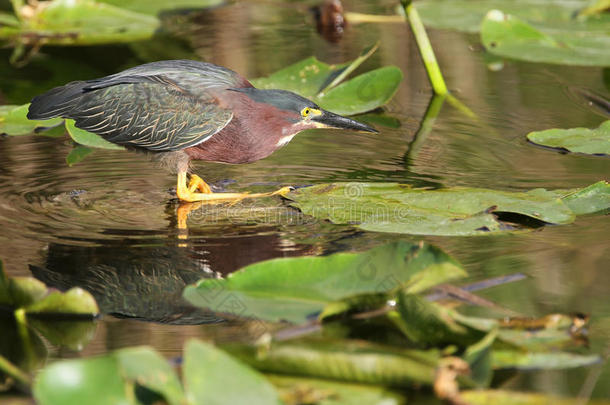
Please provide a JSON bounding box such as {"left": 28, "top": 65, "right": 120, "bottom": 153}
{"left": 188, "top": 174, "right": 212, "bottom": 194}
{"left": 176, "top": 171, "right": 292, "bottom": 203}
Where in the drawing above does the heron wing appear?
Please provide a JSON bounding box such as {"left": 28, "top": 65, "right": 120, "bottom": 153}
{"left": 69, "top": 77, "right": 233, "bottom": 152}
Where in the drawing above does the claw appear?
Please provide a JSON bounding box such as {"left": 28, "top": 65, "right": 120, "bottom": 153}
{"left": 188, "top": 174, "right": 212, "bottom": 194}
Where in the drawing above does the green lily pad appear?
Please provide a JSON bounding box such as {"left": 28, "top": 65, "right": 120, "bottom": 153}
{"left": 7, "top": 0, "right": 160, "bottom": 46}
{"left": 0, "top": 104, "right": 62, "bottom": 136}
{"left": 481, "top": 10, "right": 610, "bottom": 66}
{"left": 285, "top": 183, "right": 598, "bottom": 236}
{"left": 34, "top": 341, "right": 280, "bottom": 405}
{"left": 25, "top": 288, "right": 99, "bottom": 317}
{"left": 251, "top": 49, "right": 403, "bottom": 115}
{"left": 34, "top": 346, "right": 184, "bottom": 405}
{"left": 1, "top": 261, "right": 99, "bottom": 318}
{"left": 96, "top": 0, "right": 224, "bottom": 15}
{"left": 527, "top": 120, "right": 610, "bottom": 154}
{"left": 65, "top": 119, "right": 124, "bottom": 150}
{"left": 416, "top": 0, "right": 605, "bottom": 33}
{"left": 183, "top": 241, "right": 466, "bottom": 323}
{"left": 34, "top": 356, "right": 129, "bottom": 405}
{"left": 553, "top": 181, "right": 610, "bottom": 215}
{"left": 184, "top": 340, "right": 282, "bottom": 405}
{"left": 0, "top": 260, "right": 48, "bottom": 309}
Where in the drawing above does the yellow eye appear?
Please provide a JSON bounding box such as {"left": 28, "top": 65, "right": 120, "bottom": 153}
{"left": 302, "top": 107, "right": 311, "bottom": 117}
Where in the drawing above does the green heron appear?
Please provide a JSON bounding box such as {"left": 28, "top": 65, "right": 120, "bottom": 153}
{"left": 27, "top": 60, "right": 376, "bottom": 203}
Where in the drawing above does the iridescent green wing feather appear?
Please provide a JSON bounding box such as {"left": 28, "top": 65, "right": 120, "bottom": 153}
{"left": 71, "top": 79, "right": 232, "bottom": 152}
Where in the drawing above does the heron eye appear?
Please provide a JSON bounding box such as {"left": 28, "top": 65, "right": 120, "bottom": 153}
{"left": 302, "top": 108, "right": 311, "bottom": 117}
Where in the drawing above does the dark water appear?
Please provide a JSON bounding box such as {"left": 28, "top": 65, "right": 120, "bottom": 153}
{"left": 0, "top": 0, "right": 609, "bottom": 399}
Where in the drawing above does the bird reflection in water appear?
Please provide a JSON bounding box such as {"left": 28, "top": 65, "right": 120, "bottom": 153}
{"left": 30, "top": 233, "right": 313, "bottom": 325}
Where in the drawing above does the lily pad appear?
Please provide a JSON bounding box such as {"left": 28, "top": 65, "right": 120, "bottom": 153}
{"left": 34, "top": 341, "right": 280, "bottom": 405}
{"left": 416, "top": 0, "right": 608, "bottom": 33}
{"left": 251, "top": 49, "right": 403, "bottom": 115}
{"left": 34, "top": 346, "right": 184, "bottom": 405}
{"left": 481, "top": 10, "right": 610, "bottom": 66}
{"left": 183, "top": 241, "right": 466, "bottom": 323}
{"left": 527, "top": 120, "right": 610, "bottom": 155}
{"left": 6, "top": 0, "right": 160, "bottom": 46}
{"left": 65, "top": 119, "right": 124, "bottom": 150}
{"left": 0, "top": 104, "right": 62, "bottom": 136}
{"left": 0, "top": 261, "right": 99, "bottom": 319}
{"left": 184, "top": 340, "right": 282, "bottom": 405}
{"left": 552, "top": 181, "right": 610, "bottom": 215}
{"left": 285, "top": 183, "right": 605, "bottom": 236}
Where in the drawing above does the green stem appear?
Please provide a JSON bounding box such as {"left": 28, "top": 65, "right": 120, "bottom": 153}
{"left": 0, "top": 354, "right": 31, "bottom": 388}
{"left": 405, "top": 93, "right": 446, "bottom": 165}
{"left": 400, "top": 1, "right": 448, "bottom": 95}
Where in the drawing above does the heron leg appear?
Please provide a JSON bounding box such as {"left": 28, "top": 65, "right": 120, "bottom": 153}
{"left": 176, "top": 172, "right": 292, "bottom": 203}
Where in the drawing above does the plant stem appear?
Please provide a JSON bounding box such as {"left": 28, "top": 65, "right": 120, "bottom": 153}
{"left": 400, "top": 0, "right": 448, "bottom": 95}
{"left": 0, "top": 354, "right": 31, "bottom": 388}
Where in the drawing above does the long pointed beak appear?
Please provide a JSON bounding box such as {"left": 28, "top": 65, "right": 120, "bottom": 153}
{"left": 313, "top": 110, "right": 378, "bottom": 133}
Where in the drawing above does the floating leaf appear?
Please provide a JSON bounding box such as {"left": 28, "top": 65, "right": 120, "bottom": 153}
{"left": 481, "top": 10, "right": 610, "bottom": 66}
{"left": 34, "top": 346, "right": 184, "bottom": 405}
{"left": 317, "top": 67, "right": 403, "bottom": 116}
{"left": 286, "top": 183, "right": 583, "bottom": 236}
{"left": 34, "top": 356, "right": 130, "bottom": 405}
{"left": 65, "top": 119, "right": 124, "bottom": 150}
{"left": 527, "top": 120, "right": 610, "bottom": 155}
{"left": 184, "top": 340, "right": 282, "bottom": 405}
{"left": 25, "top": 288, "right": 99, "bottom": 318}
{"left": 0, "top": 260, "right": 48, "bottom": 309}
{"left": 492, "top": 350, "right": 600, "bottom": 370}
{"left": 224, "top": 339, "right": 440, "bottom": 388}
{"left": 6, "top": 0, "right": 160, "bottom": 46}
{"left": 554, "top": 181, "right": 610, "bottom": 215}
{"left": 251, "top": 49, "right": 402, "bottom": 115}
{"left": 96, "top": 0, "right": 223, "bottom": 15}
{"left": 416, "top": 0, "right": 606, "bottom": 33}
{"left": 0, "top": 104, "right": 62, "bottom": 136}
{"left": 116, "top": 347, "right": 185, "bottom": 405}
{"left": 183, "top": 241, "right": 466, "bottom": 323}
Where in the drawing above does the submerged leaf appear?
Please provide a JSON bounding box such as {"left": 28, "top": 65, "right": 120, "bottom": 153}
{"left": 286, "top": 183, "right": 583, "bottom": 236}
{"left": 527, "top": 120, "right": 610, "bottom": 155}
{"left": 481, "top": 10, "right": 610, "bottom": 66}
{"left": 0, "top": 104, "right": 62, "bottom": 136}
{"left": 183, "top": 241, "right": 466, "bottom": 323}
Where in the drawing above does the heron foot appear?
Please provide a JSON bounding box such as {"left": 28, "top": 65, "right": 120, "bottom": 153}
{"left": 176, "top": 172, "right": 292, "bottom": 203}
{"left": 188, "top": 174, "right": 212, "bottom": 194}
